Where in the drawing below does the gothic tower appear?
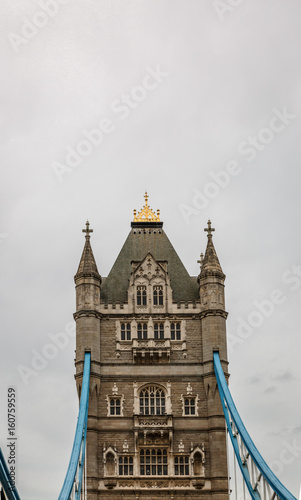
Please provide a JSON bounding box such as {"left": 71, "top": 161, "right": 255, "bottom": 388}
{"left": 74, "top": 193, "right": 229, "bottom": 500}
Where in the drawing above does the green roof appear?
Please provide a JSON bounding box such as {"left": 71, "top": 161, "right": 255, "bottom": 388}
{"left": 100, "top": 227, "right": 199, "bottom": 303}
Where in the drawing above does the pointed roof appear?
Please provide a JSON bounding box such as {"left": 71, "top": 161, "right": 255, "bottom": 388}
{"left": 75, "top": 221, "right": 101, "bottom": 281}
{"left": 100, "top": 227, "right": 199, "bottom": 303}
{"left": 199, "top": 220, "right": 225, "bottom": 279}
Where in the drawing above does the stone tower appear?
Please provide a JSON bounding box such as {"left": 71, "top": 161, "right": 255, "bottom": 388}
{"left": 74, "top": 194, "right": 229, "bottom": 500}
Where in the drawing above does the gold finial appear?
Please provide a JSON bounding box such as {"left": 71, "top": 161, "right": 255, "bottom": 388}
{"left": 204, "top": 219, "right": 215, "bottom": 238}
{"left": 82, "top": 220, "right": 93, "bottom": 239}
{"left": 144, "top": 191, "right": 149, "bottom": 206}
{"left": 133, "top": 193, "right": 161, "bottom": 223}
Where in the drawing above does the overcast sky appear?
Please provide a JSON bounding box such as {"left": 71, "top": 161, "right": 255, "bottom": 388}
{"left": 1, "top": 1, "right": 301, "bottom": 499}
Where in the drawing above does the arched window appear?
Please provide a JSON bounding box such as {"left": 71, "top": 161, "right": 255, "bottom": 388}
{"left": 139, "top": 386, "right": 166, "bottom": 415}
{"left": 154, "top": 322, "right": 164, "bottom": 340}
{"left": 184, "top": 397, "right": 195, "bottom": 415}
{"left": 137, "top": 323, "right": 148, "bottom": 340}
{"left": 170, "top": 322, "right": 181, "bottom": 340}
{"left": 140, "top": 448, "right": 168, "bottom": 475}
{"left": 137, "top": 286, "right": 147, "bottom": 306}
{"left": 110, "top": 398, "right": 121, "bottom": 415}
{"left": 153, "top": 285, "right": 163, "bottom": 306}
{"left": 121, "top": 323, "right": 131, "bottom": 340}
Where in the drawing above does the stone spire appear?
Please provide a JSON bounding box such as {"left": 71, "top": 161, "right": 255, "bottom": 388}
{"left": 75, "top": 221, "right": 101, "bottom": 282}
{"left": 198, "top": 220, "right": 224, "bottom": 280}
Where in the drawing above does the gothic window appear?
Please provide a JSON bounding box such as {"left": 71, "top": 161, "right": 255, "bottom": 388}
{"left": 137, "top": 286, "right": 147, "bottom": 306}
{"left": 121, "top": 322, "right": 131, "bottom": 340}
{"left": 118, "top": 456, "right": 134, "bottom": 475}
{"left": 139, "top": 386, "right": 166, "bottom": 415}
{"left": 174, "top": 456, "right": 189, "bottom": 475}
{"left": 153, "top": 285, "right": 164, "bottom": 306}
{"left": 154, "top": 322, "right": 164, "bottom": 340}
{"left": 171, "top": 322, "right": 181, "bottom": 340}
{"left": 140, "top": 449, "right": 168, "bottom": 475}
{"left": 110, "top": 397, "right": 121, "bottom": 416}
{"left": 137, "top": 323, "right": 148, "bottom": 340}
{"left": 184, "top": 397, "right": 196, "bottom": 415}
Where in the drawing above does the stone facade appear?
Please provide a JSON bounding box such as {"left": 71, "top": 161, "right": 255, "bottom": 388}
{"left": 74, "top": 215, "right": 229, "bottom": 499}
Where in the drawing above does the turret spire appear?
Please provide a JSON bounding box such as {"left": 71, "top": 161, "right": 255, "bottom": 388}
{"left": 198, "top": 220, "right": 224, "bottom": 279}
{"left": 75, "top": 221, "right": 101, "bottom": 281}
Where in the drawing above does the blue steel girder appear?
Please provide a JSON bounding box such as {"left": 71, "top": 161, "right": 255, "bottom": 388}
{"left": 0, "top": 448, "right": 21, "bottom": 500}
{"left": 213, "top": 351, "right": 296, "bottom": 500}
{"left": 58, "top": 351, "right": 91, "bottom": 500}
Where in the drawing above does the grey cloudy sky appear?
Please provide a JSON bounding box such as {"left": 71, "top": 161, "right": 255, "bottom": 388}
{"left": 1, "top": 0, "right": 301, "bottom": 498}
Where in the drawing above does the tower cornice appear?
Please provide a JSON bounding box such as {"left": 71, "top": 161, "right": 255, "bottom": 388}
{"left": 73, "top": 310, "right": 103, "bottom": 320}
{"left": 198, "top": 309, "right": 228, "bottom": 320}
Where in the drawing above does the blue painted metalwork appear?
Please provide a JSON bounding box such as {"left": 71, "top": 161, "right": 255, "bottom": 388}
{"left": 0, "top": 448, "right": 21, "bottom": 500}
{"left": 213, "top": 351, "right": 296, "bottom": 500}
{"left": 58, "top": 351, "right": 91, "bottom": 500}
{"left": 74, "top": 396, "right": 89, "bottom": 500}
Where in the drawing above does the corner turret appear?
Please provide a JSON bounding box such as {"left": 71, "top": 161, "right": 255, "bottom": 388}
{"left": 198, "top": 220, "right": 228, "bottom": 363}
{"left": 198, "top": 220, "right": 228, "bottom": 493}
{"left": 74, "top": 221, "right": 101, "bottom": 312}
{"left": 198, "top": 220, "right": 226, "bottom": 314}
{"left": 74, "top": 221, "right": 101, "bottom": 371}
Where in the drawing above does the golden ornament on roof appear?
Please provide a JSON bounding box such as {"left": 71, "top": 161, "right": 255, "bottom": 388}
{"left": 133, "top": 192, "right": 161, "bottom": 222}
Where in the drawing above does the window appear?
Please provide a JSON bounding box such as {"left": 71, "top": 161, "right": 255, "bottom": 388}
{"left": 153, "top": 286, "right": 163, "bottom": 306}
{"left": 154, "top": 322, "right": 164, "bottom": 340}
{"left": 137, "top": 323, "right": 148, "bottom": 340}
{"left": 171, "top": 322, "right": 181, "bottom": 340}
{"left": 118, "top": 456, "right": 133, "bottom": 475}
{"left": 137, "top": 286, "right": 147, "bottom": 306}
{"left": 140, "top": 449, "right": 168, "bottom": 475}
{"left": 121, "top": 323, "right": 131, "bottom": 340}
{"left": 174, "top": 456, "right": 189, "bottom": 475}
{"left": 110, "top": 398, "right": 121, "bottom": 416}
{"left": 184, "top": 397, "right": 196, "bottom": 415}
{"left": 139, "top": 386, "right": 165, "bottom": 415}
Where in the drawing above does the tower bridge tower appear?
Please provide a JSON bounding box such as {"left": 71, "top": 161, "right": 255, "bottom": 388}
{"left": 74, "top": 194, "right": 229, "bottom": 500}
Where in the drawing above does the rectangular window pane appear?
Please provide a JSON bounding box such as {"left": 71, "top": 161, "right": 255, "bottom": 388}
{"left": 171, "top": 323, "right": 175, "bottom": 340}
{"left": 174, "top": 456, "right": 189, "bottom": 475}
